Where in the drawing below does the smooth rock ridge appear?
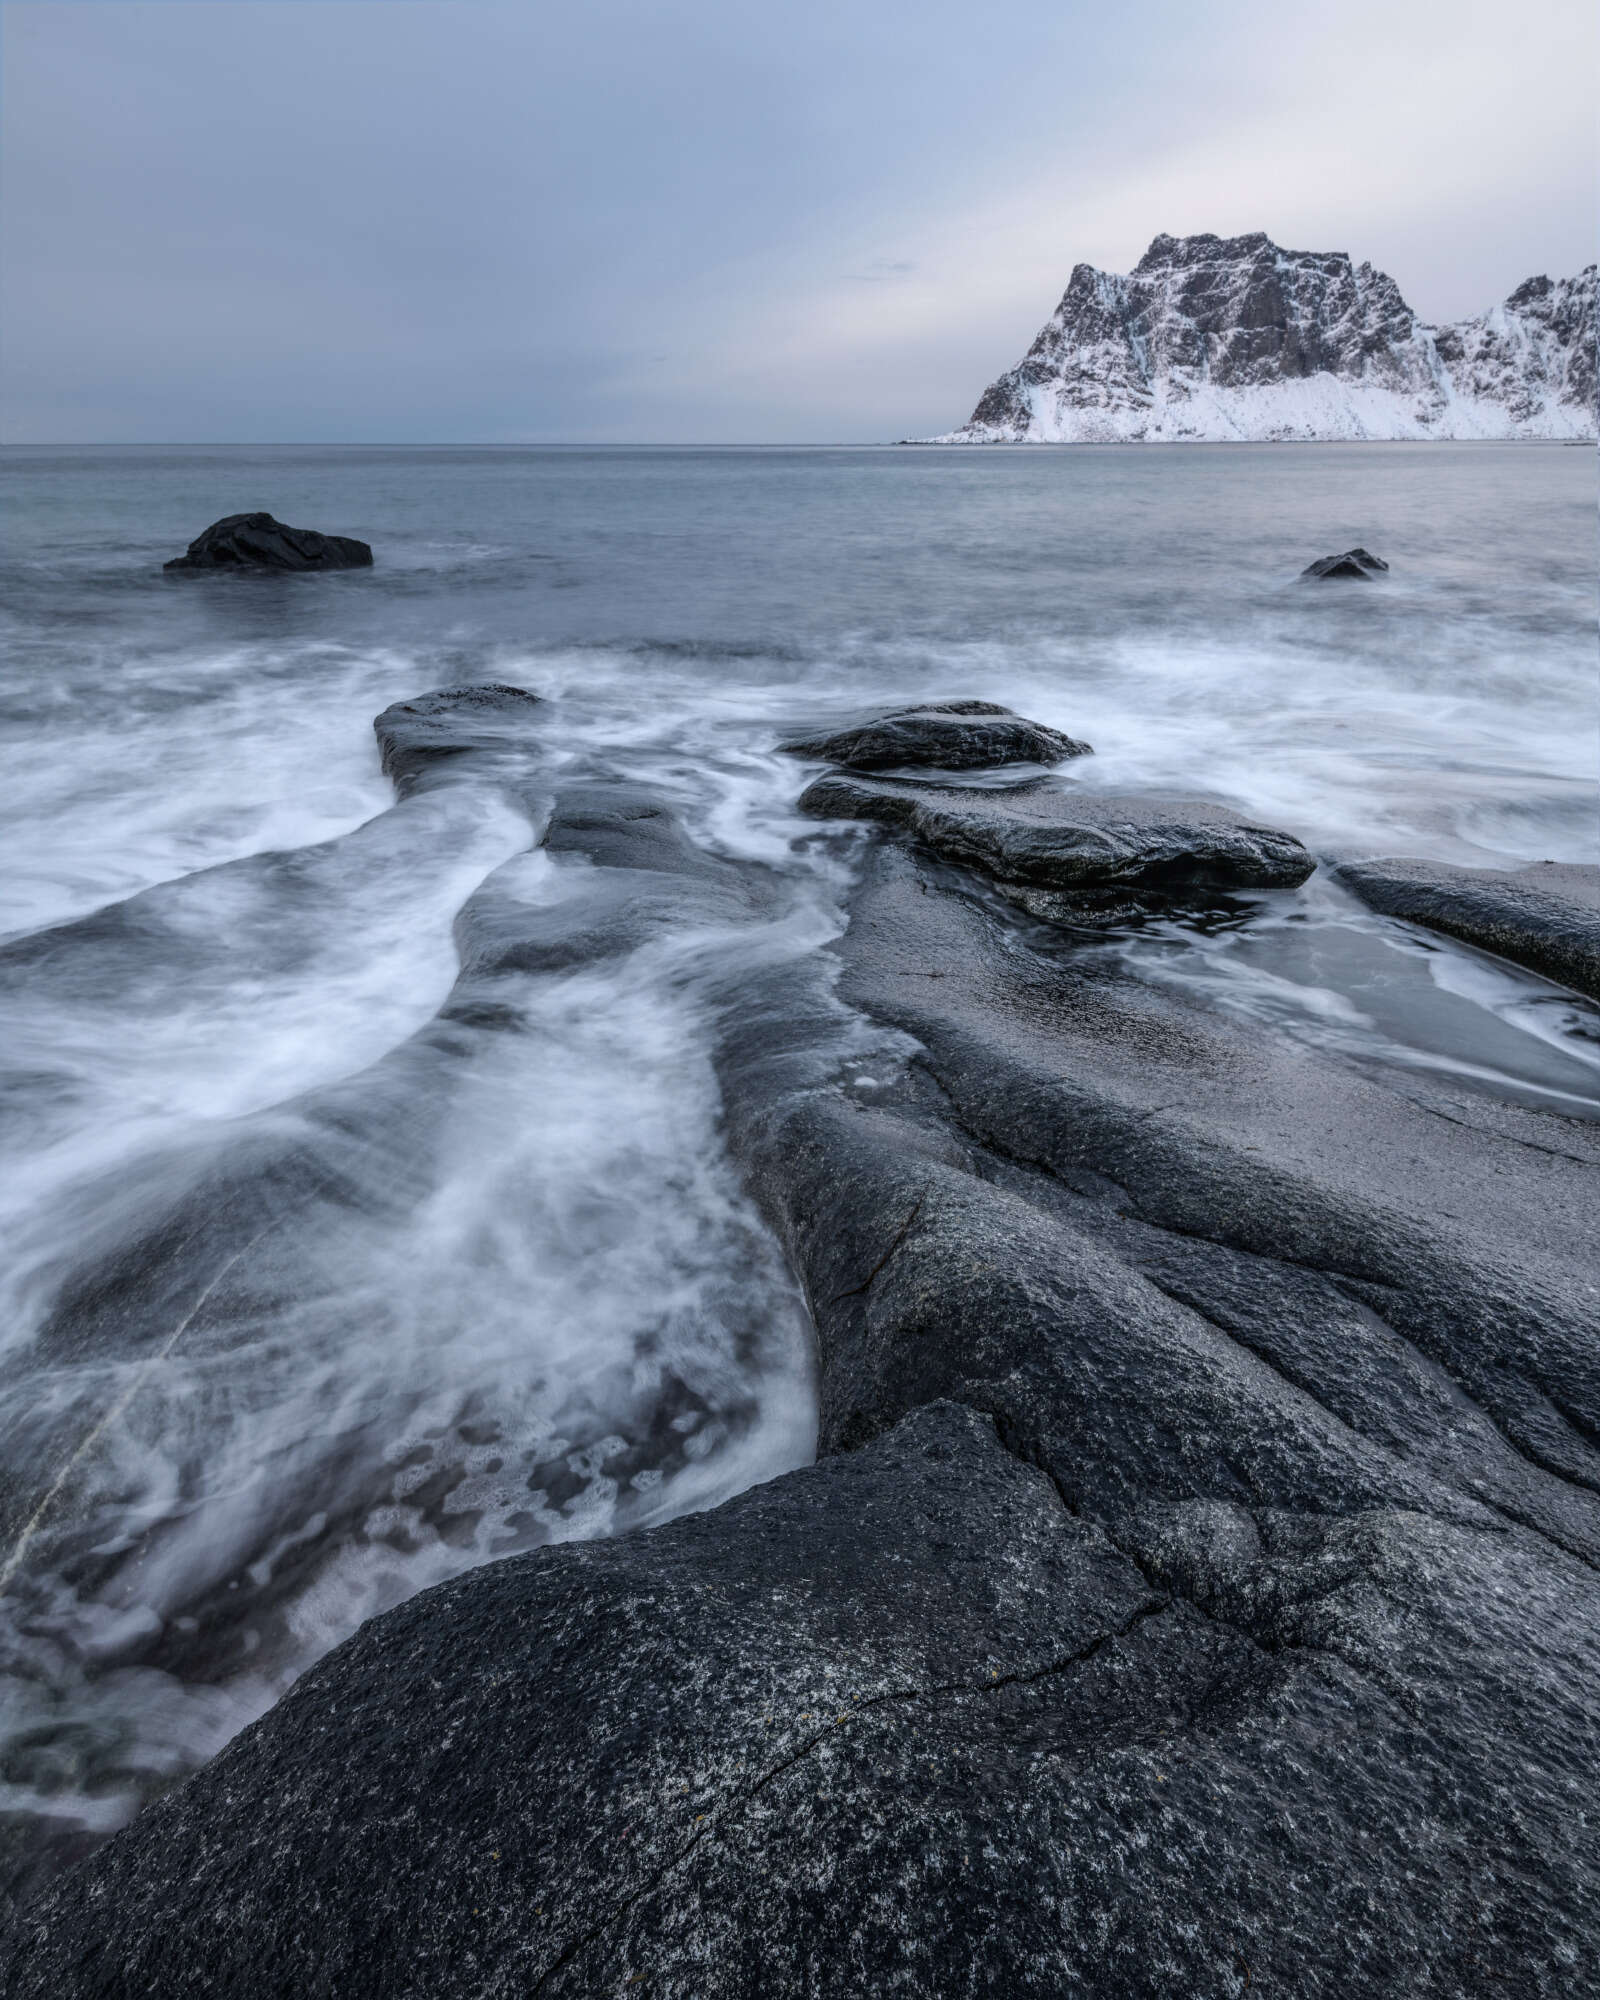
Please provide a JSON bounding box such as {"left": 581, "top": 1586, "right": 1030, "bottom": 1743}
{"left": 1302, "top": 547, "right": 1389, "bottom": 580}
{"left": 927, "top": 233, "right": 1598, "bottom": 442}
{"left": 164, "top": 512, "right": 374, "bottom": 572}
{"left": 781, "top": 700, "right": 1091, "bottom": 771}
{"left": 1339, "top": 856, "right": 1600, "bottom": 1002}
{"left": 800, "top": 771, "right": 1316, "bottom": 913}
{"left": 374, "top": 683, "right": 544, "bottom": 796}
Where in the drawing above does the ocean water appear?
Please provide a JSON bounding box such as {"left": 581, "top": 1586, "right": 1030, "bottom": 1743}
{"left": 1, "top": 441, "right": 1596, "bottom": 1899}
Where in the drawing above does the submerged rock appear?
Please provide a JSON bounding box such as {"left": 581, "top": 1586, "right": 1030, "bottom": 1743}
{"left": 781, "top": 701, "right": 1091, "bottom": 771}
{"left": 163, "top": 512, "right": 373, "bottom": 572}
{"left": 799, "top": 771, "right": 1315, "bottom": 911}
{"left": 1338, "top": 855, "right": 1600, "bottom": 1000}
{"left": 1301, "top": 547, "right": 1388, "bottom": 579}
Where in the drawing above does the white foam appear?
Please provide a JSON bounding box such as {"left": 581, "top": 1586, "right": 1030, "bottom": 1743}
{"left": 0, "top": 791, "right": 826, "bottom": 1848}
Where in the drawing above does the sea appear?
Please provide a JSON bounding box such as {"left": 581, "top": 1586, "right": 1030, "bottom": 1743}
{"left": 1, "top": 440, "right": 1596, "bottom": 1903}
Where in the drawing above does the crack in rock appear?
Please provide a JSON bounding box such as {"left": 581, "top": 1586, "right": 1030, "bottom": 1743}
{"left": 828, "top": 1191, "right": 927, "bottom": 1302}
{"left": 529, "top": 1595, "right": 1169, "bottom": 1992}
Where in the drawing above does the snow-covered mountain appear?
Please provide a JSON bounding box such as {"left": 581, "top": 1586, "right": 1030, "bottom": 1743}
{"left": 930, "top": 234, "right": 1597, "bottom": 442}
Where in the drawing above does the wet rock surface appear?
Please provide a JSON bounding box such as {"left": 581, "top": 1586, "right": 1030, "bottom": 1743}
{"left": 8, "top": 698, "right": 1599, "bottom": 1997}
{"left": 374, "top": 682, "right": 545, "bottom": 796}
{"left": 1339, "top": 855, "right": 1600, "bottom": 1001}
{"left": 781, "top": 700, "right": 1090, "bottom": 771}
{"left": 1302, "top": 547, "right": 1389, "bottom": 579}
{"left": 12, "top": 1389, "right": 1599, "bottom": 1999}
{"left": 163, "top": 511, "right": 373, "bottom": 572}
{"left": 799, "top": 772, "right": 1316, "bottom": 912}
{"left": 730, "top": 842, "right": 1600, "bottom": 1523}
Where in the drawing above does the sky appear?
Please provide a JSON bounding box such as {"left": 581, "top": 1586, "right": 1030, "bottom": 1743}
{"left": 1, "top": 0, "right": 1594, "bottom": 443}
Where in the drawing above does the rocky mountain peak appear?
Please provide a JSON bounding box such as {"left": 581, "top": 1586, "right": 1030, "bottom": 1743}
{"left": 1134, "top": 229, "right": 1277, "bottom": 272}
{"left": 932, "top": 233, "right": 1597, "bottom": 443}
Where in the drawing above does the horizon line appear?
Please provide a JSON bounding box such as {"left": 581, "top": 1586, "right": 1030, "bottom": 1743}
{"left": 4, "top": 437, "right": 1588, "bottom": 450}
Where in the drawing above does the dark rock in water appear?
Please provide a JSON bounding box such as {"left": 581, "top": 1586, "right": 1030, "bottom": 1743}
{"left": 1301, "top": 547, "right": 1388, "bottom": 579}
{"left": 463, "top": 777, "right": 775, "bottom": 978}
{"left": 373, "top": 682, "right": 543, "bottom": 796}
{"left": 781, "top": 700, "right": 1091, "bottom": 770}
{"left": 799, "top": 771, "right": 1315, "bottom": 911}
{"left": 1338, "top": 855, "right": 1600, "bottom": 1000}
{"left": 163, "top": 512, "right": 373, "bottom": 572}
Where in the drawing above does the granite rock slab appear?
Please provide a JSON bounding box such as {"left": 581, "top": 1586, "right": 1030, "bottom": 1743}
{"left": 799, "top": 772, "right": 1316, "bottom": 910}
{"left": 1339, "top": 855, "right": 1600, "bottom": 1000}
{"left": 7, "top": 716, "right": 1599, "bottom": 1997}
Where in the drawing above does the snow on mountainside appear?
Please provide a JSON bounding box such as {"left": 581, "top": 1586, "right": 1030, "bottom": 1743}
{"left": 930, "top": 234, "right": 1597, "bottom": 442}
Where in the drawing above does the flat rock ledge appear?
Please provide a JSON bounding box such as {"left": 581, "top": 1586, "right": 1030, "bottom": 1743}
{"left": 374, "top": 682, "right": 544, "bottom": 795}
{"left": 1339, "top": 856, "right": 1600, "bottom": 1001}
{"left": 164, "top": 511, "right": 373, "bottom": 572}
{"left": 800, "top": 771, "right": 1316, "bottom": 914}
{"left": 781, "top": 700, "right": 1091, "bottom": 771}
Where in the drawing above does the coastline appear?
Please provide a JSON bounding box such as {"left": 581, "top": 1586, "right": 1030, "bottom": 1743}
{"left": 6, "top": 678, "right": 1599, "bottom": 1994}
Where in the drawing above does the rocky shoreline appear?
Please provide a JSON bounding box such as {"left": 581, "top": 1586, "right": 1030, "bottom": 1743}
{"left": 5, "top": 688, "right": 1598, "bottom": 1996}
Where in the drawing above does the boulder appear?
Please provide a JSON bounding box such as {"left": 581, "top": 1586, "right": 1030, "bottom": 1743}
{"left": 163, "top": 512, "right": 373, "bottom": 572}
{"left": 1300, "top": 547, "right": 1388, "bottom": 579}
{"left": 799, "top": 772, "right": 1315, "bottom": 913}
{"left": 781, "top": 700, "right": 1091, "bottom": 771}
{"left": 1338, "top": 856, "right": 1600, "bottom": 1000}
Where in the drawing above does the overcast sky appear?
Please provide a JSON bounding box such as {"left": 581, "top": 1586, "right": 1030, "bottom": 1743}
{"left": 2, "top": 0, "right": 1593, "bottom": 442}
